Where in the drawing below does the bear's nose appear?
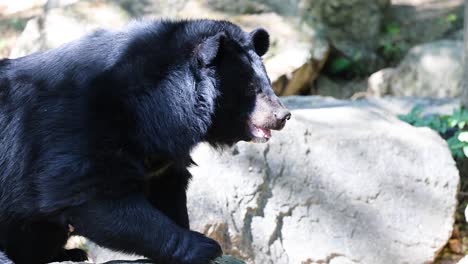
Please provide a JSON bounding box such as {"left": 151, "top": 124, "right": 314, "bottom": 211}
{"left": 274, "top": 109, "right": 291, "bottom": 122}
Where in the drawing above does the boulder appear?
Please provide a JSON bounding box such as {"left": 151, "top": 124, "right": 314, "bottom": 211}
{"left": 367, "top": 68, "right": 396, "bottom": 97}
{"left": 300, "top": 0, "right": 390, "bottom": 73}
{"left": 187, "top": 96, "right": 459, "bottom": 264}
{"left": 367, "top": 40, "right": 463, "bottom": 97}
{"left": 384, "top": 0, "right": 464, "bottom": 53}
{"left": 313, "top": 76, "right": 367, "bottom": 99}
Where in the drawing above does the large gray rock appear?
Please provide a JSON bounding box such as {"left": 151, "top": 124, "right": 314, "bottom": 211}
{"left": 187, "top": 96, "right": 459, "bottom": 264}
{"left": 312, "top": 76, "right": 367, "bottom": 99}
{"left": 384, "top": 0, "right": 464, "bottom": 55}
{"left": 301, "top": 0, "right": 389, "bottom": 70}
{"left": 367, "top": 40, "right": 463, "bottom": 97}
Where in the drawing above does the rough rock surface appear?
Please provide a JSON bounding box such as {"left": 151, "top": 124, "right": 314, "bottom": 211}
{"left": 300, "top": 0, "right": 389, "bottom": 72}
{"left": 367, "top": 40, "right": 463, "bottom": 97}
{"left": 367, "top": 68, "right": 397, "bottom": 97}
{"left": 385, "top": 0, "right": 464, "bottom": 52}
{"left": 312, "top": 76, "right": 367, "bottom": 99}
{"left": 187, "top": 96, "right": 459, "bottom": 264}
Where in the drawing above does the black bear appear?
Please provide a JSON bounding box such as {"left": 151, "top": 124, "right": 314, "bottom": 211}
{"left": 0, "top": 19, "right": 290, "bottom": 264}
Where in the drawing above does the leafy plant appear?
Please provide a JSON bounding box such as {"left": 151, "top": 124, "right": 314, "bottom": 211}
{"left": 399, "top": 106, "right": 468, "bottom": 159}
{"left": 329, "top": 57, "right": 351, "bottom": 74}
{"left": 445, "top": 13, "right": 458, "bottom": 24}
{"left": 379, "top": 22, "right": 404, "bottom": 62}
{"left": 326, "top": 51, "right": 367, "bottom": 79}
{"left": 385, "top": 22, "right": 400, "bottom": 36}
{"left": 5, "top": 18, "right": 27, "bottom": 32}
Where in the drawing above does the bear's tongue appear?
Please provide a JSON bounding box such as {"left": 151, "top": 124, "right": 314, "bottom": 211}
{"left": 251, "top": 126, "right": 272, "bottom": 139}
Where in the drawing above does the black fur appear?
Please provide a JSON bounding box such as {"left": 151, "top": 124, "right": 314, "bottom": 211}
{"left": 0, "top": 19, "right": 289, "bottom": 264}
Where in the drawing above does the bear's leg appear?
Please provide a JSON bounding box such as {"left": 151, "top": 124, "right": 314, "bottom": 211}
{"left": 4, "top": 220, "right": 76, "bottom": 264}
{"left": 146, "top": 166, "right": 191, "bottom": 229}
{"left": 67, "top": 194, "right": 222, "bottom": 264}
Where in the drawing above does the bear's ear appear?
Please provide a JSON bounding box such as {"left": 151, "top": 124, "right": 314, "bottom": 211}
{"left": 250, "top": 28, "right": 269, "bottom": 57}
{"left": 197, "top": 32, "right": 225, "bottom": 66}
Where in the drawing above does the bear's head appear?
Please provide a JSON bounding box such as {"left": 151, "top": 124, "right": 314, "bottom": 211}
{"left": 197, "top": 25, "right": 291, "bottom": 145}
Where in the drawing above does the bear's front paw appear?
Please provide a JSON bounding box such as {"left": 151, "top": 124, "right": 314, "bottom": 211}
{"left": 170, "top": 230, "right": 223, "bottom": 264}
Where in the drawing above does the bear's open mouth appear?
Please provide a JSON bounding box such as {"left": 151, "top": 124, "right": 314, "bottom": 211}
{"left": 248, "top": 122, "right": 271, "bottom": 143}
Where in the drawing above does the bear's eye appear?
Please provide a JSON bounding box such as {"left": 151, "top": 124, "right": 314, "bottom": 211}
{"left": 244, "top": 81, "right": 258, "bottom": 96}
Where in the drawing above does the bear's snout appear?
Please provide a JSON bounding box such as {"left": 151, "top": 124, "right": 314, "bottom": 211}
{"left": 273, "top": 108, "right": 291, "bottom": 129}
{"left": 265, "top": 94, "right": 290, "bottom": 131}
{"left": 250, "top": 94, "right": 291, "bottom": 131}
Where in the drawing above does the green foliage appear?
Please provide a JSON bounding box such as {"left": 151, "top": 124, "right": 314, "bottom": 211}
{"left": 385, "top": 22, "right": 400, "bottom": 36}
{"left": 438, "top": 13, "right": 459, "bottom": 27}
{"left": 445, "top": 13, "right": 458, "bottom": 24}
{"left": 447, "top": 108, "right": 468, "bottom": 129}
{"left": 326, "top": 51, "right": 367, "bottom": 79}
{"left": 379, "top": 22, "right": 404, "bottom": 61}
{"left": 398, "top": 106, "right": 448, "bottom": 133}
{"left": 0, "top": 18, "right": 28, "bottom": 32}
{"left": 399, "top": 107, "right": 468, "bottom": 159}
{"left": 329, "top": 57, "right": 351, "bottom": 74}
{"left": 436, "top": 13, "right": 461, "bottom": 31}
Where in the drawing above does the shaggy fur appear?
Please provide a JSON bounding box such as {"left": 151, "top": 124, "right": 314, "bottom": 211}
{"left": 0, "top": 19, "right": 289, "bottom": 264}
